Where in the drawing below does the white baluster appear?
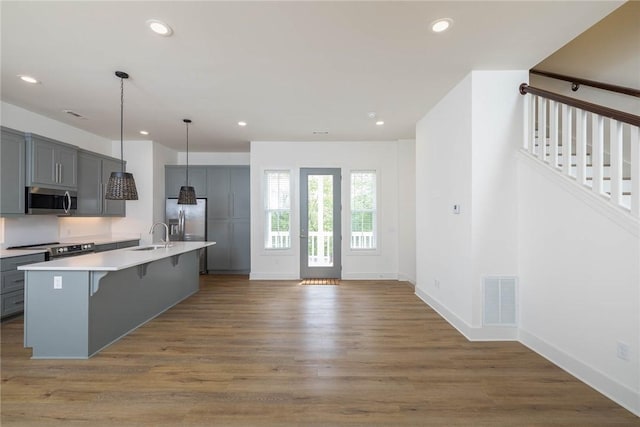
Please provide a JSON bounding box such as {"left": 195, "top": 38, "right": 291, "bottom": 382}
{"left": 562, "top": 104, "right": 572, "bottom": 176}
{"left": 609, "top": 120, "right": 623, "bottom": 207}
{"left": 631, "top": 126, "right": 640, "bottom": 216}
{"left": 575, "top": 109, "right": 587, "bottom": 184}
{"left": 590, "top": 113, "right": 604, "bottom": 195}
{"left": 537, "top": 97, "right": 547, "bottom": 161}
{"left": 549, "top": 100, "right": 559, "bottom": 168}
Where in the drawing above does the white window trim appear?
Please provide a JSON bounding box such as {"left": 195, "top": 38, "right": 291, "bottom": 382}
{"left": 263, "top": 169, "right": 293, "bottom": 252}
{"left": 347, "top": 169, "right": 380, "bottom": 255}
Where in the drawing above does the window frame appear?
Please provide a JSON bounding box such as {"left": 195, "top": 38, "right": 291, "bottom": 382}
{"left": 349, "top": 170, "right": 378, "bottom": 252}
{"left": 263, "top": 169, "right": 292, "bottom": 251}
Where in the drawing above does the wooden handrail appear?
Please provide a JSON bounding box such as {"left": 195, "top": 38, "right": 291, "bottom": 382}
{"left": 519, "top": 84, "right": 640, "bottom": 127}
{"left": 530, "top": 69, "right": 640, "bottom": 98}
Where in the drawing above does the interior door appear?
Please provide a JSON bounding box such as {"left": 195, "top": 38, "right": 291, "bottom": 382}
{"left": 300, "top": 168, "right": 341, "bottom": 279}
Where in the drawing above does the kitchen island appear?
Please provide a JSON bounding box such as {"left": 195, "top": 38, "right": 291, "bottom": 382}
{"left": 18, "top": 241, "right": 215, "bottom": 359}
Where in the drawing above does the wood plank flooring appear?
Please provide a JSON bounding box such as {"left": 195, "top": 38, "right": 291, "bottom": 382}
{"left": 1, "top": 275, "right": 637, "bottom": 426}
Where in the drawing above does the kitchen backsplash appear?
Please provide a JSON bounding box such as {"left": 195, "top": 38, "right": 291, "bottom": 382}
{"left": 1, "top": 216, "right": 112, "bottom": 248}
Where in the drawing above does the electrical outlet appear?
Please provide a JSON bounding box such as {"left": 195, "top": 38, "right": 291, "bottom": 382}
{"left": 434, "top": 279, "right": 440, "bottom": 289}
{"left": 617, "top": 342, "right": 630, "bottom": 361}
{"left": 53, "top": 276, "right": 62, "bottom": 290}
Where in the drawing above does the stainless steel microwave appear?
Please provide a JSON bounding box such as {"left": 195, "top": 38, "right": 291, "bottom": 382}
{"left": 25, "top": 187, "right": 77, "bottom": 215}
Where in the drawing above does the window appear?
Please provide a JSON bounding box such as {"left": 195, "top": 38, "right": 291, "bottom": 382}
{"left": 264, "top": 170, "right": 291, "bottom": 249}
{"left": 350, "top": 171, "right": 376, "bottom": 249}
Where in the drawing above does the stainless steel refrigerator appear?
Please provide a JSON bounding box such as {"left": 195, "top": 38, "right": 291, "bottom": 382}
{"left": 166, "top": 198, "right": 207, "bottom": 273}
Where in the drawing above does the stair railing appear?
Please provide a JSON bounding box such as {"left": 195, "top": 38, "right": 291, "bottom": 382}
{"left": 520, "top": 83, "right": 640, "bottom": 217}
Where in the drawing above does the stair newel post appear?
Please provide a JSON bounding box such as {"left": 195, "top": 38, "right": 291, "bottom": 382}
{"left": 575, "top": 108, "right": 588, "bottom": 184}
{"left": 537, "top": 97, "right": 547, "bottom": 161}
{"left": 609, "top": 119, "right": 623, "bottom": 207}
{"left": 561, "top": 104, "right": 572, "bottom": 176}
{"left": 549, "top": 100, "right": 559, "bottom": 169}
{"left": 631, "top": 126, "right": 640, "bottom": 216}
{"left": 590, "top": 113, "right": 604, "bottom": 196}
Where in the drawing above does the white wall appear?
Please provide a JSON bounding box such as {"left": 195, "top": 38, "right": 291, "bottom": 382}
{"left": 178, "top": 152, "right": 249, "bottom": 165}
{"left": 250, "top": 140, "right": 400, "bottom": 280}
{"left": 415, "top": 74, "right": 474, "bottom": 326}
{"left": 415, "top": 70, "right": 525, "bottom": 338}
{"left": 1, "top": 102, "right": 114, "bottom": 155}
{"left": 518, "top": 155, "right": 640, "bottom": 415}
{"left": 397, "top": 139, "right": 416, "bottom": 284}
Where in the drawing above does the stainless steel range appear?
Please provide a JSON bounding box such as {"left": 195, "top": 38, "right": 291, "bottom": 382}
{"left": 8, "top": 241, "right": 95, "bottom": 260}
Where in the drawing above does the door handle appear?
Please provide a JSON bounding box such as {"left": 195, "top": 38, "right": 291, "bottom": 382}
{"left": 300, "top": 235, "right": 307, "bottom": 238}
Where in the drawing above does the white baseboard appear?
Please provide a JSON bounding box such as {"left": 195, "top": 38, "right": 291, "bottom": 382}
{"left": 519, "top": 328, "right": 639, "bottom": 417}
{"left": 414, "top": 287, "right": 517, "bottom": 341}
{"left": 249, "top": 272, "right": 299, "bottom": 280}
{"left": 341, "top": 272, "right": 398, "bottom": 280}
{"left": 398, "top": 273, "right": 416, "bottom": 285}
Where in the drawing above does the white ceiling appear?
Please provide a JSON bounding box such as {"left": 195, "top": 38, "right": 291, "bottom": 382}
{"left": 1, "top": 1, "right": 623, "bottom": 152}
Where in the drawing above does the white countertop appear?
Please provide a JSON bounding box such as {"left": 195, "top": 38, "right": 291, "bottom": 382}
{"left": 0, "top": 249, "right": 48, "bottom": 259}
{"left": 18, "top": 242, "right": 215, "bottom": 272}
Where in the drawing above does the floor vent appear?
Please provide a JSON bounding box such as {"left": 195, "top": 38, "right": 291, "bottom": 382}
{"left": 483, "top": 276, "right": 517, "bottom": 326}
{"left": 300, "top": 279, "right": 340, "bottom": 286}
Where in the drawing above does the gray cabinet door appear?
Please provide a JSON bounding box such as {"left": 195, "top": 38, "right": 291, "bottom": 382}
{"left": 207, "top": 220, "right": 231, "bottom": 270}
{"left": 230, "top": 220, "right": 250, "bottom": 271}
{"left": 0, "top": 127, "right": 25, "bottom": 215}
{"left": 26, "top": 134, "right": 78, "bottom": 189}
{"left": 230, "top": 167, "right": 250, "bottom": 220}
{"left": 57, "top": 145, "right": 77, "bottom": 188}
{"left": 165, "top": 166, "right": 207, "bottom": 198}
{"left": 102, "top": 158, "right": 125, "bottom": 216}
{"left": 207, "top": 167, "right": 231, "bottom": 220}
{"left": 77, "top": 151, "right": 102, "bottom": 215}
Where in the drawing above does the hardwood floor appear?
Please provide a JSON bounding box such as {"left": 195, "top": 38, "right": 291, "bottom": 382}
{"left": 1, "top": 275, "right": 637, "bottom": 426}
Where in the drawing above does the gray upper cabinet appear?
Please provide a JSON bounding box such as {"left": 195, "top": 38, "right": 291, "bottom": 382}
{"left": 165, "top": 166, "right": 207, "bottom": 198}
{"left": 77, "top": 150, "right": 125, "bottom": 216}
{"left": 207, "top": 167, "right": 230, "bottom": 219}
{"left": 25, "top": 133, "right": 77, "bottom": 190}
{"left": 0, "top": 127, "right": 26, "bottom": 215}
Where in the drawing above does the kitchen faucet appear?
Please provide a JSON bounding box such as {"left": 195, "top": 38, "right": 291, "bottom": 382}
{"left": 149, "top": 222, "right": 171, "bottom": 248}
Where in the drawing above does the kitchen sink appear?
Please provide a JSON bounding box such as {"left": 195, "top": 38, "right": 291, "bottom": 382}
{"left": 131, "top": 244, "right": 171, "bottom": 251}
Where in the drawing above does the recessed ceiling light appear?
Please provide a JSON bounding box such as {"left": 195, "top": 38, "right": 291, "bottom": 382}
{"left": 147, "top": 19, "right": 173, "bottom": 36}
{"left": 431, "top": 18, "right": 453, "bottom": 33}
{"left": 376, "top": 121, "right": 384, "bottom": 126}
{"left": 367, "top": 112, "right": 377, "bottom": 119}
{"left": 19, "top": 75, "right": 39, "bottom": 84}
{"left": 140, "top": 130, "right": 149, "bottom": 135}
{"left": 238, "top": 121, "right": 247, "bottom": 127}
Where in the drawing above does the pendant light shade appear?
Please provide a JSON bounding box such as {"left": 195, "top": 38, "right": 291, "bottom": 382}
{"left": 105, "top": 71, "right": 138, "bottom": 200}
{"left": 177, "top": 118, "right": 197, "bottom": 204}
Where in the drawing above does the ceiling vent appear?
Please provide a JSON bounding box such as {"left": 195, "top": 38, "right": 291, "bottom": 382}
{"left": 63, "top": 110, "right": 86, "bottom": 119}
{"left": 312, "top": 131, "right": 329, "bottom": 135}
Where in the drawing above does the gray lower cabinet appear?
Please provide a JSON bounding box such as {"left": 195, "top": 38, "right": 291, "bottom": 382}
{"left": 77, "top": 151, "right": 125, "bottom": 216}
{"left": 165, "top": 166, "right": 207, "bottom": 198}
{"left": 25, "top": 133, "right": 77, "bottom": 190}
{"left": 0, "top": 127, "right": 26, "bottom": 215}
{"left": 1, "top": 253, "right": 46, "bottom": 318}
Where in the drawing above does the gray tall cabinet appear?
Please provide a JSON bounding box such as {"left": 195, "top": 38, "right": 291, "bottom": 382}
{"left": 0, "top": 127, "right": 26, "bottom": 215}
{"left": 165, "top": 165, "right": 250, "bottom": 274}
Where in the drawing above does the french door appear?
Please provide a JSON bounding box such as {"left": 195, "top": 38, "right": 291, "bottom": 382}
{"left": 300, "top": 168, "right": 341, "bottom": 278}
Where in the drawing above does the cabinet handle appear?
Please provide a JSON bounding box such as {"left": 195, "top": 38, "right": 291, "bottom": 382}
{"left": 14, "top": 300, "right": 24, "bottom": 305}
{"left": 59, "top": 164, "right": 63, "bottom": 183}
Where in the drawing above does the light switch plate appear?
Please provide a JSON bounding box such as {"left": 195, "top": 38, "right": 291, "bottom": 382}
{"left": 453, "top": 204, "right": 461, "bottom": 214}
{"left": 54, "top": 276, "right": 62, "bottom": 289}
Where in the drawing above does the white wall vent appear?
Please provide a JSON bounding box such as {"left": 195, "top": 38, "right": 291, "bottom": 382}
{"left": 483, "top": 276, "right": 517, "bottom": 326}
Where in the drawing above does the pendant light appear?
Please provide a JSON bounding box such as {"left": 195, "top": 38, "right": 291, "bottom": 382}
{"left": 177, "top": 118, "right": 197, "bottom": 204}
{"left": 105, "top": 71, "right": 139, "bottom": 200}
